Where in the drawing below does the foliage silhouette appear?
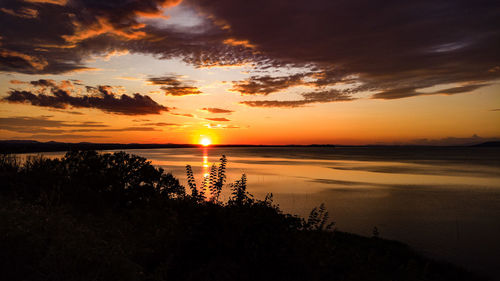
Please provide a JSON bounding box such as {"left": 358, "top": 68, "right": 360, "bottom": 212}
{"left": 303, "top": 203, "right": 335, "bottom": 231}
{"left": 186, "top": 164, "right": 203, "bottom": 201}
{"left": 228, "top": 173, "right": 255, "bottom": 206}
{"left": 0, "top": 151, "right": 482, "bottom": 281}
{"left": 1, "top": 151, "right": 184, "bottom": 210}
{"left": 186, "top": 155, "right": 228, "bottom": 203}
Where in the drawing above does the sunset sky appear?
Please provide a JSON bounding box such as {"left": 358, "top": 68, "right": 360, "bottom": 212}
{"left": 1, "top": 0, "right": 499, "bottom": 145}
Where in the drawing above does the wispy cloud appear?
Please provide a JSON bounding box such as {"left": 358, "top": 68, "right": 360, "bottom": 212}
{"left": 204, "top": 117, "right": 230, "bottom": 122}
{"left": 170, "top": 112, "right": 195, "bottom": 117}
{"left": 200, "top": 107, "right": 234, "bottom": 114}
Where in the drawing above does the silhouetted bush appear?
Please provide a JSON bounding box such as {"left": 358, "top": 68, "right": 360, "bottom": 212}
{"left": 0, "top": 151, "right": 184, "bottom": 211}
{"left": 0, "top": 151, "right": 482, "bottom": 281}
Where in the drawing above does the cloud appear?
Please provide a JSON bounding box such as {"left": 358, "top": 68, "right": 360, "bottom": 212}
{"left": 115, "top": 76, "right": 142, "bottom": 81}
{"left": 0, "top": 116, "right": 106, "bottom": 128}
{"left": 0, "top": 49, "right": 48, "bottom": 71}
{"left": 1, "top": 0, "right": 499, "bottom": 102}
{"left": 28, "top": 134, "right": 105, "bottom": 139}
{"left": 204, "top": 117, "right": 230, "bottom": 122}
{"left": 29, "top": 79, "right": 57, "bottom": 87}
{"left": 240, "top": 90, "right": 355, "bottom": 108}
{"left": 205, "top": 123, "right": 239, "bottom": 129}
{"left": 170, "top": 112, "right": 194, "bottom": 117}
{"left": 142, "top": 122, "right": 183, "bottom": 126}
{"left": 0, "top": 7, "right": 39, "bottom": 19}
{"left": 230, "top": 73, "right": 308, "bottom": 95}
{"left": 200, "top": 107, "right": 233, "bottom": 114}
{"left": 0, "top": 116, "right": 104, "bottom": 134}
{"left": 147, "top": 75, "right": 202, "bottom": 96}
{"left": 0, "top": 0, "right": 183, "bottom": 74}
{"left": 372, "top": 83, "right": 489, "bottom": 99}
{"left": 47, "top": 109, "right": 84, "bottom": 115}
{"left": 3, "top": 79, "right": 170, "bottom": 115}
{"left": 69, "top": 127, "right": 160, "bottom": 132}
{"left": 24, "top": 0, "right": 67, "bottom": 5}
{"left": 0, "top": 116, "right": 163, "bottom": 134}
{"left": 188, "top": 0, "right": 500, "bottom": 99}
{"left": 223, "top": 38, "right": 255, "bottom": 49}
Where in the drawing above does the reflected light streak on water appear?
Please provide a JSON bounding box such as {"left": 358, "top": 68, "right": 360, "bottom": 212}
{"left": 201, "top": 147, "right": 211, "bottom": 199}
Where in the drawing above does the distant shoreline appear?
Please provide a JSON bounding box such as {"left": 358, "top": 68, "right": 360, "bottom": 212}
{"left": 1, "top": 140, "right": 498, "bottom": 154}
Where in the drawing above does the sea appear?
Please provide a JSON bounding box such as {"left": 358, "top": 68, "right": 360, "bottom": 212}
{"left": 24, "top": 146, "right": 500, "bottom": 279}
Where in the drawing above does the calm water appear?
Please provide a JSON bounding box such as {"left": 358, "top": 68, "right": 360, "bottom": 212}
{"left": 31, "top": 146, "right": 500, "bottom": 279}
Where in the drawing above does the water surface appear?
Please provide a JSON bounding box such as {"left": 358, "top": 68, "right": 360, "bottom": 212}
{"left": 32, "top": 146, "right": 500, "bottom": 279}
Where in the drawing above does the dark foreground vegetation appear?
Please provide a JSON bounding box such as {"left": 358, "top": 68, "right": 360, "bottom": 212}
{"left": 0, "top": 151, "right": 482, "bottom": 281}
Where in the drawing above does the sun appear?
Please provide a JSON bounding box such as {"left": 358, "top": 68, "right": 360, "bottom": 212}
{"left": 200, "top": 137, "right": 212, "bottom": 146}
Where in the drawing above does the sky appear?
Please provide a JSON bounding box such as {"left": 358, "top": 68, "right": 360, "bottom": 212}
{"left": 0, "top": 0, "right": 499, "bottom": 145}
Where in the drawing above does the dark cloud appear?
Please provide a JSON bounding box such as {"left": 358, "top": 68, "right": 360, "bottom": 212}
{"left": 240, "top": 90, "right": 355, "bottom": 108}
{"left": 0, "top": 0, "right": 250, "bottom": 74}
{"left": 0, "top": 6, "right": 39, "bottom": 19}
{"left": 147, "top": 75, "right": 202, "bottom": 96}
{"left": 491, "top": 109, "right": 500, "bottom": 111}
{"left": 230, "top": 73, "right": 307, "bottom": 95}
{"left": 188, "top": 0, "right": 500, "bottom": 100}
{"left": 0, "top": 0, "right": 185, "bottom": 74}
{"left": 3, "top": 80, "right": 170, "bottom": 115}
{"left": 29, "top": 79, "right": 57, "bottom": 88}
{"left": 204, "top": 117, "right": 230, "bottom": 122}
{"left": 1, "top": 0, "right": 499, "bottom": 102}
{"left": 201, "top": 107, "right": 233, "bottom": 113}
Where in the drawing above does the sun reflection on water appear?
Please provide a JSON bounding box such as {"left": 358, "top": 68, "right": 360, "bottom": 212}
{"left": 201, "top": 147, "right": 210, "bottom": 198}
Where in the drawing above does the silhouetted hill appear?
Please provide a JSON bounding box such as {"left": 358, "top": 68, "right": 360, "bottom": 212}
{"left": 473, "top": 141, "right": 500, "bottom": 147}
